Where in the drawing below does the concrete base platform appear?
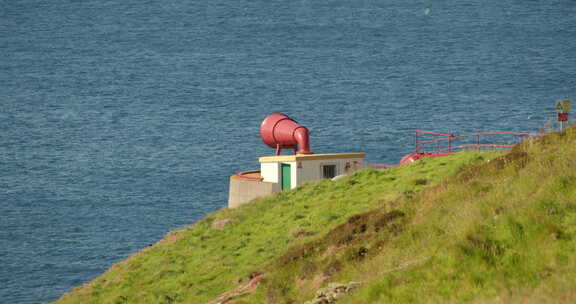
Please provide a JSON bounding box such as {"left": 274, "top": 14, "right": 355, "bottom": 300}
{"left": 228, "top": 176, "right": 279, "bottom": 208}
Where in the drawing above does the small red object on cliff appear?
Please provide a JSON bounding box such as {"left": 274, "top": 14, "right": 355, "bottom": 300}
{"left": 558, "top": 112, "right": 569, "bottom": 122}
{"left": 260, "top": 113, "right": 313, "bottom": 156}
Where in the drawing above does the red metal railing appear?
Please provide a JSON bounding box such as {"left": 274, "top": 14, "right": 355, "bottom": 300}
{"left": 235, "top": 131, "right": 544, "bottom": 176}
{"left": 358, "top": 161, "right": 398, "bottom": 169}
{"left": 414, "top": 131, "right": 542, "bottom": 154}
{"left": 234, "top": 170, "right": 263, "bottom": 181}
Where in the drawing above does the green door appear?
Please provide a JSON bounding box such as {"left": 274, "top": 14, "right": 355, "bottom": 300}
{"left": 281, "top": 164, "right": 291, "bottom": 190}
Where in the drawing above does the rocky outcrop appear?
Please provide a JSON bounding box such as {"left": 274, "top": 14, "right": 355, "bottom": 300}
{"left": 304, "top": 282, "right": 362, "bottom": 304}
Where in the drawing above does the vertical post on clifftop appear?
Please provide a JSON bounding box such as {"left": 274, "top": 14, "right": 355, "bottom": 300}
{"left": 477, "top": 134, "right": 480, "bottom": 151}
{"left": 556, "top": 100, "right": 572, "bottom": 131}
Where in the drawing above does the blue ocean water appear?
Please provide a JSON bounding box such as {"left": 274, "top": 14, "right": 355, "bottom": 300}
{"left": 1, "top": 0, "right": 575, "bottom": 302}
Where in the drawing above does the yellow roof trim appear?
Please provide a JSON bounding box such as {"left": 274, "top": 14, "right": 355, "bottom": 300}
{"left": 259, "top": 153, "right": 366, "bottom": 163}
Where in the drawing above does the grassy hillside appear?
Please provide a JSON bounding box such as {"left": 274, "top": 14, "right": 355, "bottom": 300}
{"left": 56, "top": 127, "right": 576, "bottom": 304}
{"left": 55, "top": 149, "right": 498, "bottom": 303}
{"left": 242, "top": 127, "right": 576, "bottom": 304}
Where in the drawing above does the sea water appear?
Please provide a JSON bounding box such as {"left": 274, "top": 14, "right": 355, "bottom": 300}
{"left": 1, "top": 0, "right": 575, "bottom": 302}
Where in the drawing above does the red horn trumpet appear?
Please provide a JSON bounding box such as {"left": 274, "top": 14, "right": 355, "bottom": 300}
{"left": 260, "top": 113, "right": 313, "bottom": 156}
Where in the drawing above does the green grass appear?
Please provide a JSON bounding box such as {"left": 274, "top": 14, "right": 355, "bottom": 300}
{"left": 56, "top": 127, "right": 576, "bottom": 304}
{"left": 55, "top": 149, "right": 496, "bottom": 304}
{"left": 243, "top": 127, "right": 576, "bottom": 304}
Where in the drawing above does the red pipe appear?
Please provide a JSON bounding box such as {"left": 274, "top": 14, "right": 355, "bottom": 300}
{"left": 293, "top": 127, "right": 312, "bottom": 155}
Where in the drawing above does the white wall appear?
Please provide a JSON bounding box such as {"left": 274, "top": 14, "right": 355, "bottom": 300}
{"left": 261, "top": 162, "right": 279, "bottom": 183}
{"left": 296, "top": 158, "right": 363, "bottom": 186}
{"left": 289, "top": 162, "right": 297, "bottom": 189}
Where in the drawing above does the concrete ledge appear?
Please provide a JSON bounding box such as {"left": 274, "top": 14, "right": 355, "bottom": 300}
{"left": 228, "top": 176, "right": 279, "bottom": 208}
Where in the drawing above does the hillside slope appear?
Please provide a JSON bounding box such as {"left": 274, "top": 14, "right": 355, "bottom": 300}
{"left": 56, "top": 127, "right": 576, "bottom": 304}
{"left": 242, "top": 127, "right": 576, "bottom": 304}
{"left": 55, "top": 148, "right": 498, "bottom": 303}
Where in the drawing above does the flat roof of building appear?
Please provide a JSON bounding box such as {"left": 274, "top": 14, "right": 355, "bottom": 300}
{"left": 259, "top": 153, "right": 366, "bottom": 163}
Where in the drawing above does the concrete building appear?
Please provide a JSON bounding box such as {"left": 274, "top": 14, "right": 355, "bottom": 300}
{"left": 228, "top": 153, "right": 365, "bottom": 208}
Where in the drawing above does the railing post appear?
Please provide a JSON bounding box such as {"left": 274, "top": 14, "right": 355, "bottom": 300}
{"left": 477, "top": 135, "right": 480, "bottom": 151}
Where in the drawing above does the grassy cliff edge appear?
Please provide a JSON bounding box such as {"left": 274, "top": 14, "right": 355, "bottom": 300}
{"left": 56, "top": 127, "right": 576, "bottom": 304}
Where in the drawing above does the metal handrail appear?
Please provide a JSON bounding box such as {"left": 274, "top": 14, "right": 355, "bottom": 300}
{"left": 414, "top": 130, "right": 542, "bottom": 153}
{"left": 358, "top": 161, "right": 397, "bottom": 169}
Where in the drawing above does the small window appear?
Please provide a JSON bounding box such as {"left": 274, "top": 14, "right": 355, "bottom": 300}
{"left": 322, "top": 165, "right": 336, "bottom": 179}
